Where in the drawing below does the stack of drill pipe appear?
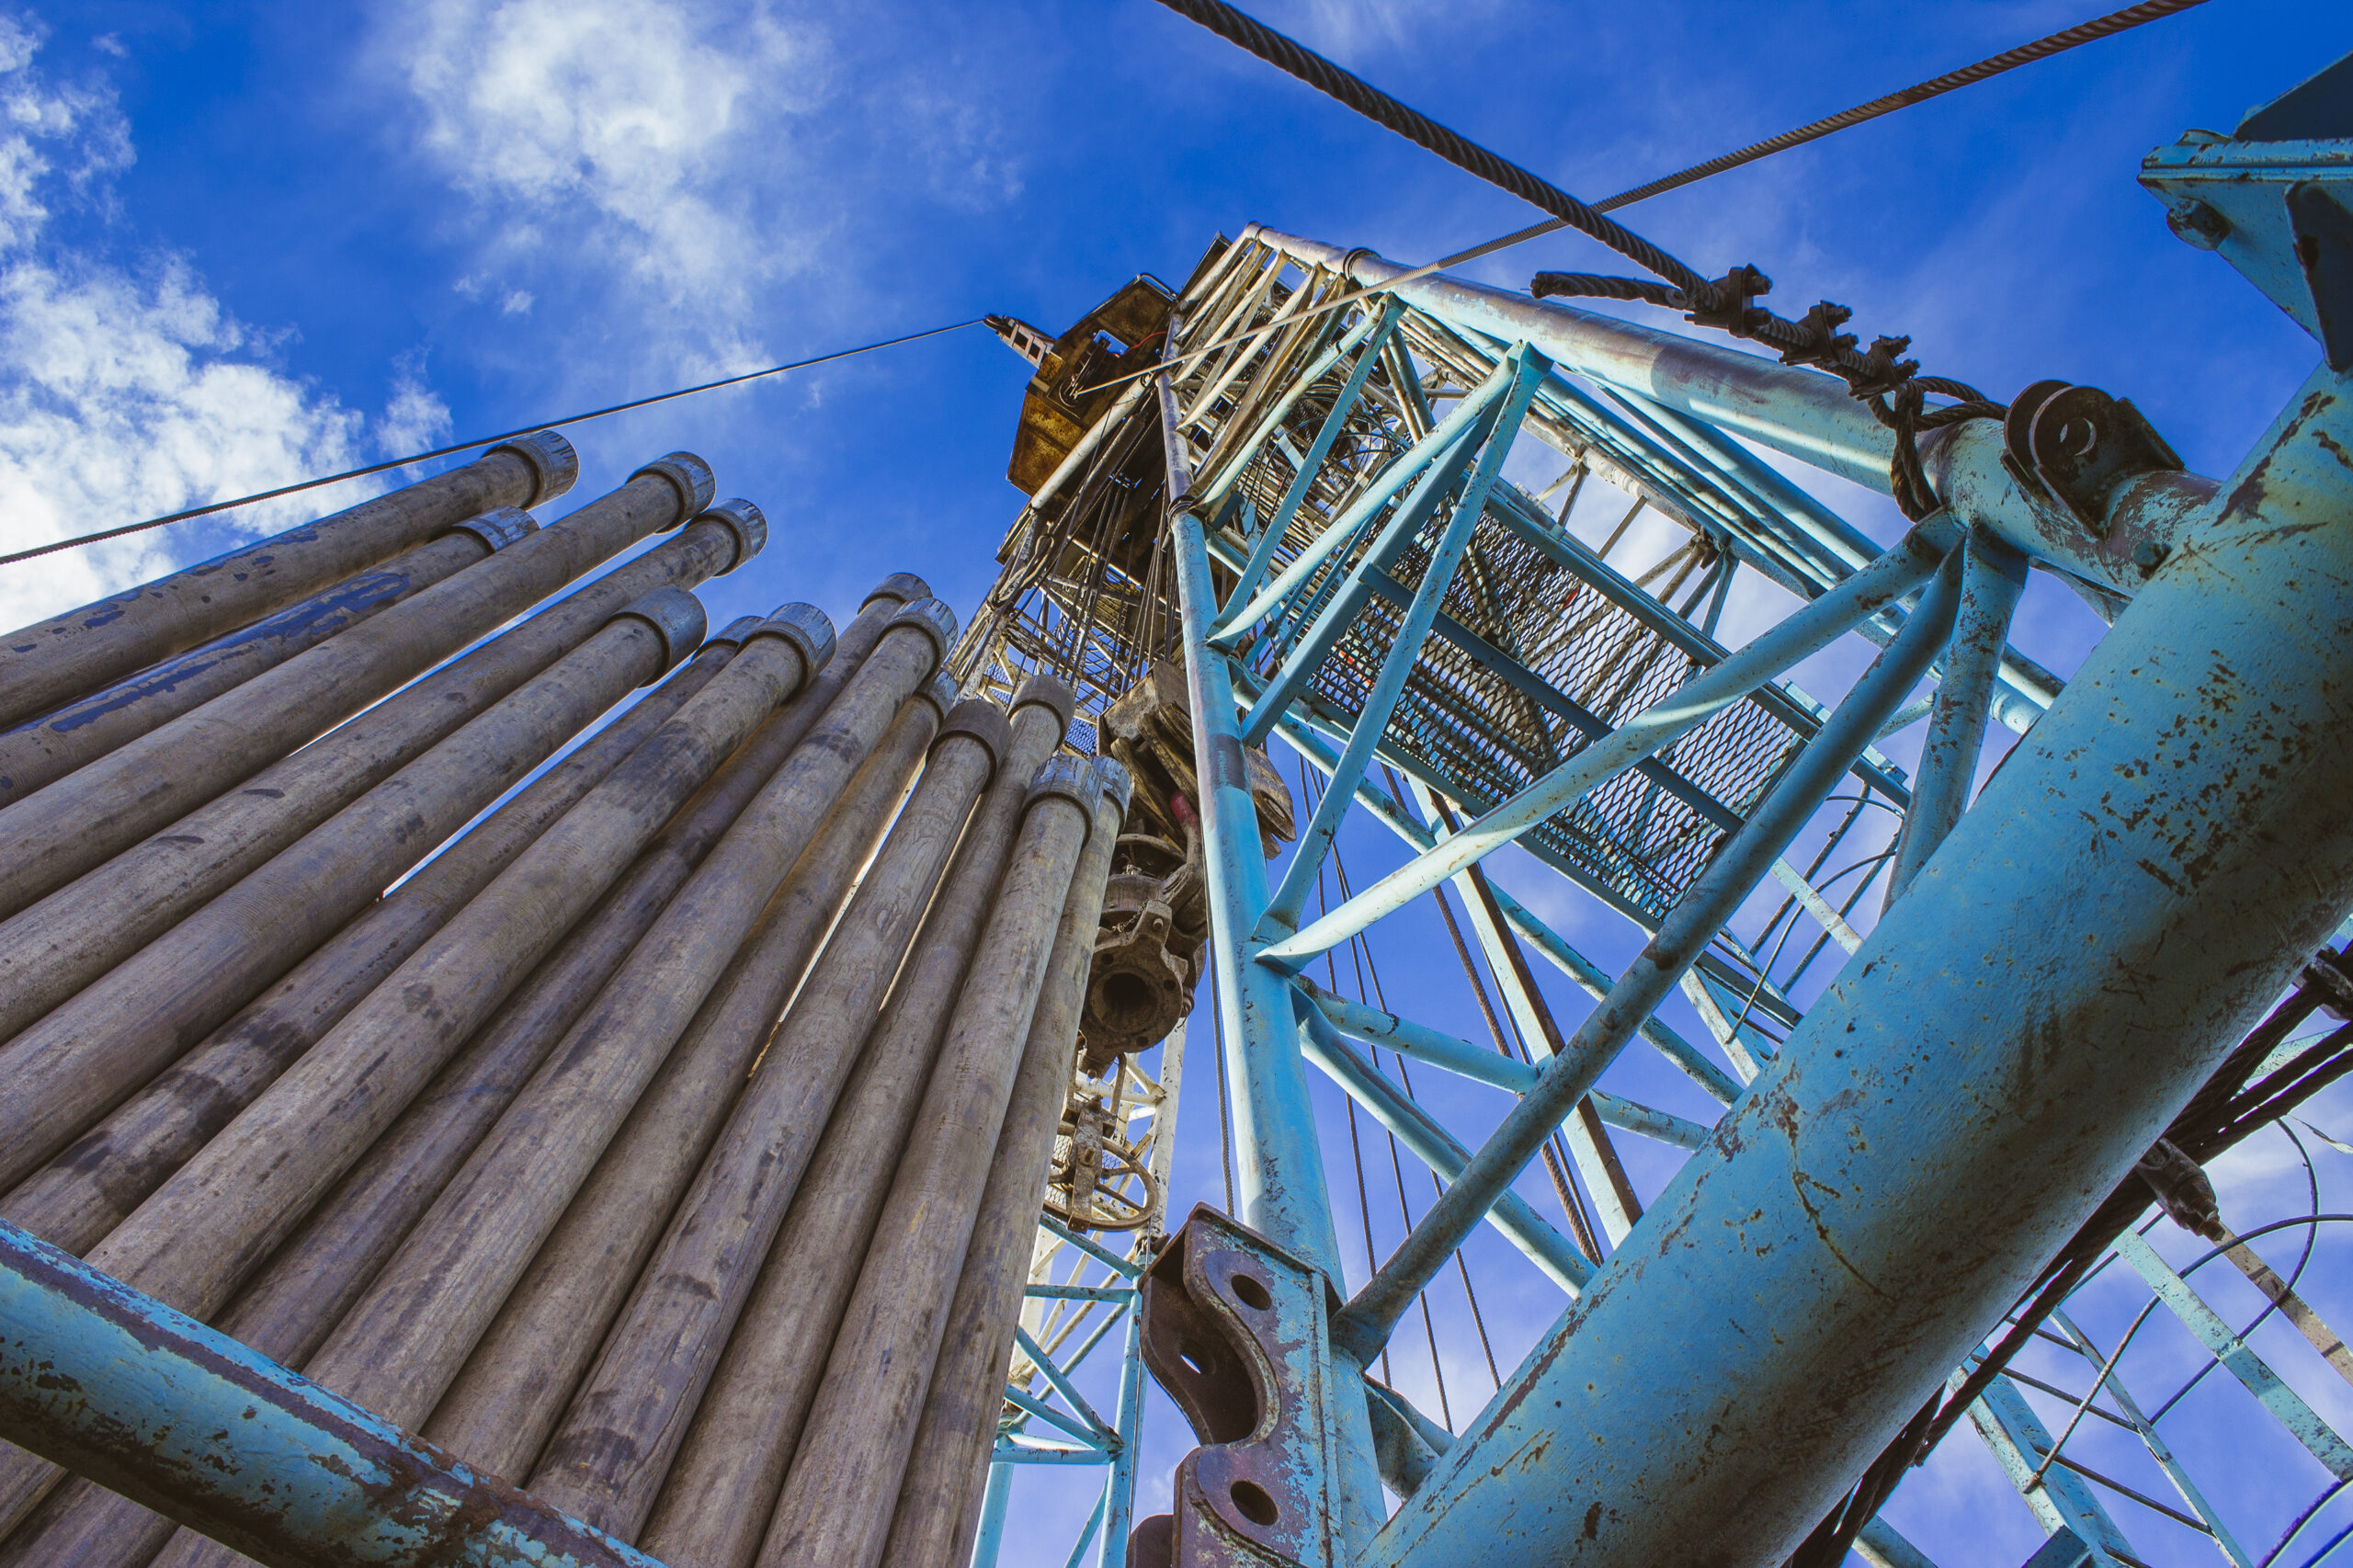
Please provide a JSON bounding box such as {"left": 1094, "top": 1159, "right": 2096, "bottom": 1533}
{"left": 0, "top": 506, "right": 540, "bottom": 810}
{"left": 0, "top": 622, "right": 756, "bottom": 1568}
{"left": 0, "top": 430, "right": 576, "bottom": 729}
{"left": 882, "top": 756, "right": 1131, "bottom": 1568}
{"left": 0, "top": 618, "right": 756, "bottom": 1257}
{"left": 638, "top": 674, "right": 1077, "bottom": 1568}
{"left": 758, "top": 754, "right": 1099, "bottom": 1568}
{"left": 424, "top": 669, "right": 962, "bottom": 1480}
{"left": 0, "top": 468, "right": 749, "bottom": 1184}
{"left": 517, "top": 690, "right": 1021, "bottom": 1541}
{"left": 0, "top": 449, "right": 710, "bottom": 935}
{"left": 135, "top": 602, "right": 955, "bottom": 1502}
{"left": 0, "top": 580, "right": 835, "bottom": 1538}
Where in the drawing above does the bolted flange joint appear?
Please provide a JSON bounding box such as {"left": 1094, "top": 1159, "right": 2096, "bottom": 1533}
{"left": 861, "top": 571, "right": 933, "bottom": 612}
{"left": 745, "top": 603, "right": 835, "bottom": 677}
{"left": 937, "top": 697, "right": 1011, "bottom": 778}
{"left": 1011, "top": 671, "right": 1078, "bottom": 740}
{"left": 885, "top": 597, "right": 960, "bottom": 671}
{"left": 629, "top": 450, "right": 717, "bottom": 519}
{"left": 608, "top": 585, "right": 708, "bottom": 678}
{"left": 694, "top": 498, "right": 767, "bottom": 572}
{"left": 448, "top": 506, "right": 538, "bottom": 553}
{"left": 484, "top": 428, "right": 580, "bottom": 507}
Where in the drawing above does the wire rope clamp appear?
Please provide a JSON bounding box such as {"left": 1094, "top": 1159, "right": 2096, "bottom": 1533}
{"left": 628, "top": 450, "right": 717, "bottom": 519}
{"left": 694, "top": 498, "right": 768, "bottom": 571}
{"left": 607, "top": 585, "right": 708, "bottom": 678}
{"left": 885, "top": 597, "right": 961, "bottom": 671}
{"left": 446, "top": 506, "right": 538, "bottom": 553}
{"left": 484, "top": 428, "right": 580, "bottom": 507}
{"left": 745, "top": 602, "right": 835, "bottom": 678}
{"left": 1129, "top": 1205, "right": 1340, "bottom": 1568}
{"left": 2001, "top": 381, "right": 2184, "bottom": 539}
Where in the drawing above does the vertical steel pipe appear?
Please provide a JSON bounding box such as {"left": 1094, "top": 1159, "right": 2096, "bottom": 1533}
{"left": 0, "top": 432, "right": 576, "bottom": 729}
{"left": 878, "top": 756, "right": 1130, "bottom": 1568}
{"left": 0, "top": 1220, "right": 663, "bottom": 1568}
{"left": 0, "top": 510, "right": 537, "bottom": 810}
{"left": 1882, "top": 531, "right": 2029, "bottom": 908}
{"left": 0, "top": 494, "right": 751, "bottom": 1085}
{"left": 1367, "top": 366, "right": 2353, "bottom": 1568}
{"left": 757, "top": 755, "right": 1096, "bottom": 1568}
{"left": 424, "top": 673, "right": 957, "bottom": 1482}
{"left": 522, "top": 694, "right": 1008, "bottom": 1539}
{"left": 0, "top": 579, "right": 722, "bottom": 1196}
{"left": 276, "top": 604, "right": 949, "bottom": 1437}
{"left": 636, "top": 677, "right": 1075, "bottom": 1568}
{"left": 0, "top": 602, "right": 739, "bottom": 1257}
{"left": 0, "top": 452, "right": 713, "bottom": 924}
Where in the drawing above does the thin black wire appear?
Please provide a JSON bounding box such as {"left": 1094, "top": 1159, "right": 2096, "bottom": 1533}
{"left": 4, "top": 318, "right": 984, "bottom": 569}
{"left": 1209, "top": 950, "right": 1237, "bottom": 1216}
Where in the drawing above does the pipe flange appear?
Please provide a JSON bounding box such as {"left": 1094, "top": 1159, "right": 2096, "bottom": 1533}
{"left": 1088, "top": 755, "right": 1134, "bottom": 824}
{"left": 936, "top": 696, "right": 1010, "bottom": 775}
{"left": 629, "top": 450, "right": 717, "bottom": 519}
{"left": 693, "top": 498, "right": 767, "bottom": 571}
{"left": 704, "top": 614, "right": 767, "bottom": 652}
{"left": 485, "top": 429, "right": 580, "bottom": 507}
{"left": 1027, "top": 754, "right": 1096, "bottom": 824}
{"left": 449, "top": 506, "right": 538, "bottom": 553}
{"left": 885, "top": 597, "right": 960, "bottom": 669}
{"left": 1011, "top": 671, "right": 1077, "bottom": 739}
{"left": 608, "top": 585, "right": 708, "bottom": 677}
{"left": 746, "top": 602, "right": 835, "bottom": 676}
{"left": 861, "top": 572, "right": 932, "bottom": 612}
{"left": 915, "top": 671, "right": 962, "bottom": 725}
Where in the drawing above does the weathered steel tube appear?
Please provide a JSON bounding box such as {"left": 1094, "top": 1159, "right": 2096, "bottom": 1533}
{"left": 0, "top": 612, "right": 747, "bottom": 1258}
{"left": 1364, "top": 367, "right": 2353, "bottom": 1567}
{"left": 521, "top": 693, "right": 1008, "bottom": 1540}
{"left": 637, "top": 677, "right": 1074, "bottom": 1568}
{"left": 758, "top": 756, "right": 1096, "bottom": 1568}
{"left": 0, "top": 494, "right": 755, "bottom": 1068}
{"left": 0, "top": 583, "right": 713, "bottom": 1204}
{"left": 0, "top": 450, "right": 713, "bottom": 926}
{"left": 0, "top": 1219, "right": 664, "bottom": 1568}
{"left": 0, "top": 513, "right": 536, "bottom": 811}
{"left": 0, "top": 588, "right": 823, "bottom": 1543}
{"left": 423, "top": 674, "right": 956, "bottom": 1482}
{"left": 189, "top": 583, "right": 925, "bottom": 1384}
{"left": 0, "top": 432, "right": 576, "bottom": 730}
{"left": 281, "top": 603, "right": 951, "bottom": 1444}
{"left": 880, "top": 756, "right": 1131, "bottom": 1568}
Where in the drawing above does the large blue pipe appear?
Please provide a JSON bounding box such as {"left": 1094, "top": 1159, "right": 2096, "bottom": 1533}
{"left": 1366, "top": 363, "right": 2353, "bottom": 1567}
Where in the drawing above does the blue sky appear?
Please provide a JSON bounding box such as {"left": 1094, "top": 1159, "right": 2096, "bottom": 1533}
{"left": 4, "top": 1, "right": 2351, "bottom": 1563}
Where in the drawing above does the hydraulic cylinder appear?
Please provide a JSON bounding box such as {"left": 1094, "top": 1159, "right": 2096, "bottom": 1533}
{"left": 758, "top": 755, "right": 1095, "bottom": 1568}
{"left": 0, "top": 431, "right": 575, "bottom": 729}
{"left": 638, "top": 676, "right": 1074, "bottom": 1568}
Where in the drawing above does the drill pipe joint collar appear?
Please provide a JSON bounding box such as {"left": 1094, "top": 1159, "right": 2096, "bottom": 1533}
{"left": 885, "top": 597, "right": 960, "bottom": 670}
{"left": 484, "top": 428, "right": 580, "bottom": 507}
{"left": 860, "top": 571, "right": 933, "bottom": 612}
{"left": 704, "top": 613, "right": 767, "bottom": 652}
{"left": 608, "top": 585, "right": 709, "bottom": 677}
{"left": 1011, "top": 670, "right": 1078, "bottom": 739}
{"left": 937, "top": 696, "right": 1011, "bottom": 776}
{"left": 447, "top": 506, "right": 538, "bottom": 553}
{"left": 1087, "top": 754, "right": 1134, "bottom": 824}
{"left": 629, "top": 450, "right": 717, "bottom": 519}
{"left": 746, "top": 602, "right": 835, "bottom": 676}
{"left": 1027, "top": 754, "right": 1098, "bottom": 832}
{"left": 695, "top": 498, "right": 767, "bottom": 571}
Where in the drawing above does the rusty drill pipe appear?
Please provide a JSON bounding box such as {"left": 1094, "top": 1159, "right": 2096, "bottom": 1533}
{"left": 0, "top": 491, "right": 753, "bottom": 1064}
{"left": 0, "top": 584, "right": 710, "bottom": 1209}
{"left": 0, "top": 450, "right": 714, "bottom": 926}
{"left": 278, "top": 604, "right": 953, "bottom": 1444}
{"left": 638, "top": 676, "right": 1074, "bottom": 1568}
{"left": 424, "top": 674, "right": 954, "bottom": 1481}
{"left": 0, "top": 432, "right": 576, "bottom": 730}
{"left": 758, "top": 757, "right": 1097, "bottom": 1568}
{"left": 0, "top": 591, "right": 820, "bottom": 1546}
{"left": 0, "top": 514, "right": 539, "bottom": 812}
{"left": 883, "top": 756, "right": 1130, "bottom": 1568}
{"left": 521, "top": 691, "right": 1007, "bottom": 1539}
{"left": 0, "top": 608, "right": 746, "bottom": 1258}
{"left": 191, "top": 582, "right": 924, "bottom": 1392}
{"left": 0, "top": 636, "right": 755, "bottom": 1568}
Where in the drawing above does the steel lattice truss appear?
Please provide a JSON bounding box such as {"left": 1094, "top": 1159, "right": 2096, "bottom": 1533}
{"left": 954, "top": 92, "right": 2353, "bottom": 1568}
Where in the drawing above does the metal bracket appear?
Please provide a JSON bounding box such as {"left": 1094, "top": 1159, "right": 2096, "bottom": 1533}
{"left": 1128, "top": 1205, "right": 1340, "bottom": 1568}
{"left": 2001, "top": 381, "right": 2184, "bottom": 538}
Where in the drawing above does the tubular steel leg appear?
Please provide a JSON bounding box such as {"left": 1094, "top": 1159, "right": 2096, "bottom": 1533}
{"left": 1097, "top": 1301, "right": 1147, "bottom": 1568}
{"left": 1366, "top": 364, "right": 2353, "bottom": 1568}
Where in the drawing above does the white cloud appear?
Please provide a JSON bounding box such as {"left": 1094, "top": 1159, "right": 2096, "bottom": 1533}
{"left": 0, "top": 17, "right": 450, "bottom": 635}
